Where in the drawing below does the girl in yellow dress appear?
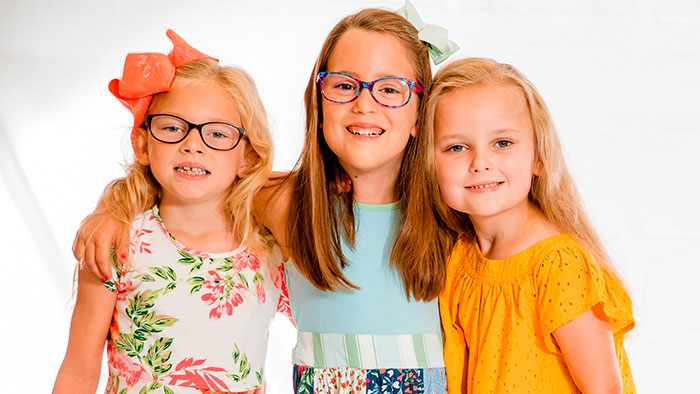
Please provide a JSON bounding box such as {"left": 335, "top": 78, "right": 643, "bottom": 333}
{"left": 422, "top": 58, "right": 635, "bottom": 393}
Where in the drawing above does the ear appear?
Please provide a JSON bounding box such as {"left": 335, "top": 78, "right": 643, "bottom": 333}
{"left": 131, "top": 128, "right": 150, "bottom": 166}
{"left": 236, "top": 141, "right": 258, "bottom": 178}
{"left": 533, "top": 160, "right": 543, "bottom": 176}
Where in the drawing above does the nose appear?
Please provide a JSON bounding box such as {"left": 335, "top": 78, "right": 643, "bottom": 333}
{"left": 469, "top": 147, "right": 491, "bottom": 173}
{"left": 351, "top": 85, "right": 378, "bottom": 113}
{"left": 179, "top": 128, "right": 206, "bottom": 154}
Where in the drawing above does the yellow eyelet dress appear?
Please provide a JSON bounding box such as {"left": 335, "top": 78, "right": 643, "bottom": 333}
{"left": 439, "top": 234, "right": 635, "bottom": 393}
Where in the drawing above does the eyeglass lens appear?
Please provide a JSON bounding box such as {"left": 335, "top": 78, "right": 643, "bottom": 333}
{"left": 321, "top": 73, "right": 412, "bottom": 107}
{"left": 149, "top": 115, "right": 241, "bottom": 150}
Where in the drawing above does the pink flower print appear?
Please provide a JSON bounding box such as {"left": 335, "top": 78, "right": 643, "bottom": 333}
{"left": 233, "top": 248, "right": 261, "bottom": 271}
{"left": 129, "top": 228, "right": 153, "bottom": 255}
{"left": 199, "top": 270, "right": 247, "bottom": 320}
{"left": 116, "top": 280, "right": 133, "bottom": 301}
{"left": 274, "top": 264, "right": 294, "bottom": 323}
{"left": 107, "top": 347, "right": 147, "bottom": 387}
{"left": 255, "top": 276, "right": 266, "bottom": 303}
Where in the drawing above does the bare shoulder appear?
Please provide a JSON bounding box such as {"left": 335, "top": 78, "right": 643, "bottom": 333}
{"left": 254, "top": 171, "right": 294, "bottom": 246}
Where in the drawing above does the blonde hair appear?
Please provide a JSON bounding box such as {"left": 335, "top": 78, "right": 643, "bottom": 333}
{"left": 284, "top": 8, "right": 452, "bottom": 300}
{"left": 424, "top": 57, "right": 611, "bottom": 265}
{"left": 100, "top": 59, "right": 273, "bottom": 254}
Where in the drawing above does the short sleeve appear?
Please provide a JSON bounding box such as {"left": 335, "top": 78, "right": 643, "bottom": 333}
{"left": 439, "top": 240, "right": 469, "bottom": 394}
{"left": 535, "top": 244, "right": 635, "bottom": 353}
{"left": 275, "top": 261, "right": 295, "bottom": 326}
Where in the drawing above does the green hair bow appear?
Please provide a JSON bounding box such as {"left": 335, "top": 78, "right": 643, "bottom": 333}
{"left": 396, "top": 0, "right": 460, "bottom": 65}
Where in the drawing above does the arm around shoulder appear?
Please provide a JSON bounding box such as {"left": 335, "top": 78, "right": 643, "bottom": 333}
{"left": 253, "top": 172, "right": 292, "bottom": 252}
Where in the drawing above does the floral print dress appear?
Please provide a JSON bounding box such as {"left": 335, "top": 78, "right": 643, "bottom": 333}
{"left": 103, "top": 207, "right": 291, "bottom": 394}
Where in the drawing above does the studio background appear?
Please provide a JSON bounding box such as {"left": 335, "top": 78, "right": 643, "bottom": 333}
{"left": 1, "top": 0, "right": 698, "bottom": 392}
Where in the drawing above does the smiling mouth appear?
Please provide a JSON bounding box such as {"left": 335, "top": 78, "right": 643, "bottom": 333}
{"left": 346, "top": 125, "right": 385, "bottom": 136}
{"left": 466, "top": 182, "right": 504, "bottom": 190}
{"left": 175, "top": 166, "right": 210, "bottom": 175}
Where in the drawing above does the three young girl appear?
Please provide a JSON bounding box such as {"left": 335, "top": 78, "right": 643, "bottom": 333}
{"left": 61, "top": 5, "right": 635, "bottom": 394}
{"left": 54, "top": 30, "right": 287, "bottom": 394}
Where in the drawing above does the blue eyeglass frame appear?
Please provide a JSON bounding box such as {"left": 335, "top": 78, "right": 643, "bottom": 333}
{"left": 316, "top": 71, "right": 423, "bottom": 108}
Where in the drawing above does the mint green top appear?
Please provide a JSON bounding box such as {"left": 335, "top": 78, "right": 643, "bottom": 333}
{"left": 286, "top": 202, "right": 441, "bottom": 335}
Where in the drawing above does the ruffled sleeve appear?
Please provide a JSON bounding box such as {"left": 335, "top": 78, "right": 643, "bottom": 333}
{"left": 534, "top": 241, "right": 635, "bottom": 353}
{"left": 439, "top": 239, "right": 469, "bottom": 394}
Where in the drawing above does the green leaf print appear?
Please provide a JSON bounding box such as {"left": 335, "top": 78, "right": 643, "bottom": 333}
{"left": 233, "top": 343, "right": 240, "bottom": 363}
{"left": 135, "top": 311, "right": 178, "bottom": 334}
{"left": 237, "top": 272, "right": 249, "bottom": 288}
{"left": 134, "top": 273, "right": 156, "bottom": 282}
{"left": 253, "top": 272, "right": 264, "bottom": 283}
{"left": 163, "top": 281, "right": 177, "bottom": 294}
{"left": 256, "top": 369, "right": 264, "bottom": 385}
{"left": 115, "top": 333, "right": 143, "bottom": 357}
{"left": 148, "top": 382, "right": 162, "bottom": 390}
{"left": 133, "top": 328, "right": 150, "bottom": 341}
{"left": 217, "top": 258, "right": 234, "bottom": 272}
{"left": 145, "top": 337, "right": 174, "bottom": 375}
{"left": 227, "top": 373, "right": 241, "bottom": 382}
{"left": 239, "top": 353, "right": 248, "bottom": 373}
{"left": 139, "top": 385, "right": 149, "bottom": 394}
{"left": 298, "top": 367, "right": 314, "bottom": 394}
{"left": 163, "top": 386, "right": 174, "bottom": 394}
{"left": 118, "top": 388, "right": 127, "bottom": 394}
{"left": 189, "top": 284, "right": 203, "bottom": 294}
{"left": 153, "top": 363, "right": 173, "bottom": 374}
{"left": 187, "top": 276, "right": 205, "bottom": 294}
{"left": 164, "top": 266, "right": 176, "bottom": 280}
{"left": 178, "top": 249, "right": 196, "bottom": 264}
{"left": 126, "top": 289, "right": 162, "bottom": 320}
{"left": 149, "top": 267, "right": 169, "bottom": 280}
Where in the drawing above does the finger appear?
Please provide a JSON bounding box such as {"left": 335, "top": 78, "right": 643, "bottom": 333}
{"left": 94, "top": 237, "right": 113, "bottom": 281}
{"left": 114, "top": 227, "right": 129, "bottom": 265}
{"left": 72, "top": 230, "right": 86, "bottom": 263}
{"left": 83, "top": 242, "right": 101, "bottom": 279}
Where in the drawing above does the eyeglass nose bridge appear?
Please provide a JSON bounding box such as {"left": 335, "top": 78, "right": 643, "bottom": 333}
{"left": 354, "top": 80, "right": 378, "bottom": 101}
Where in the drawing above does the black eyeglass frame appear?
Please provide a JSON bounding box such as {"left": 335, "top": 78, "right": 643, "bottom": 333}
{"left": 146, "top": 114, "right": 246, "bottom": 151}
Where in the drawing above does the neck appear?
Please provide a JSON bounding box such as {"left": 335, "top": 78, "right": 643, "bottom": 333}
{"left": 470, "top": 200, "right": 559, "bottom": 260}
{"left": 158, "top": 195, "right": 237, "bottom": 252}
{"left": 345, "top": 165, "right": 400, "bottom": 205}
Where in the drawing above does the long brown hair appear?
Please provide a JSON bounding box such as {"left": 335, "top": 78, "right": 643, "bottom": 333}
{"left": 286, "top": 8, "right": 454, "bottom": 300}
{"left": 424, "top": 57, "right": 612, "bottom": 266}
{"left": 100, "top": 59, "right": 273, "bottom": 259}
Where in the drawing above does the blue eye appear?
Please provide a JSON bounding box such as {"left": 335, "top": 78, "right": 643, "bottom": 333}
{"left": 496, "top": 140, "right": 512, "bottom": 148}
{"left": 447, "top": 145, "right": 467, "bottom": 153}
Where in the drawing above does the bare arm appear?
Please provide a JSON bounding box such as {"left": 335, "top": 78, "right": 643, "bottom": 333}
{"left": 253, "top": 171, "right": 292, "bottom": 258}
{"left": 553, "top": 304, "right": 622, "bottom": 394}
{"left": 72, "top": 201, "right": 130, "bottom": 281}
{"left": 53, "top": 269, "right": 117, "bottom": 393}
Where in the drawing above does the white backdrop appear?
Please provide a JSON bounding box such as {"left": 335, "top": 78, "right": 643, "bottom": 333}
{"left": 1, "top": 0, "right": 698, "bottom": 393}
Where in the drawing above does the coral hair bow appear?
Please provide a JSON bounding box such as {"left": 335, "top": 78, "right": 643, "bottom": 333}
{"left": 108, "top": 29, "right": 218, "bottom": 131}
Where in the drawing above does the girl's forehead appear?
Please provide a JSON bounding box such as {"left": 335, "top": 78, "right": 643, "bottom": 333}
{"left": 149, "top": 79, "right": 241, "bottom": 124}
{"left": 327, "top": 29, "right": 416, "bottom": 80}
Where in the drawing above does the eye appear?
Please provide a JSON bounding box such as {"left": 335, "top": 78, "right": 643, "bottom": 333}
{"left": 334, "top": 82, "right": 357, "bottom": 91}
{"left": 163, "top": 125, "right": 185, "bottom": 134}
{"left": 446, "top": 145, "right": 467, "bottom": 153}
{"left": 495, "top": 140, "right": 512, "bottom": 148}
{"left": 379, "top": 86, "right": 400, "bottom": 94}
